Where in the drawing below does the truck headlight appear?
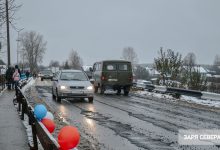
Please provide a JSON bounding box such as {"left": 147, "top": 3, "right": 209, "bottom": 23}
{"left": 60, "top": 85, "right": 66, "bottom": 90}
{"left": 87, "top": 86, "right": 93, "bottom": 90}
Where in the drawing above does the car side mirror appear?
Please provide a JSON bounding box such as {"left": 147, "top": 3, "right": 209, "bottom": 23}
{"left": 90, "top": 78, "right": 94, "bottom": 84}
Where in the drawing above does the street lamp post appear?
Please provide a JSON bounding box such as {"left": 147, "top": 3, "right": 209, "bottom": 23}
{"left": 16, "top": 28, "right": 24, "bottom": 65}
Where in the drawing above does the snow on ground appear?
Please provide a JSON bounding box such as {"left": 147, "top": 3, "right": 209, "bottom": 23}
{"left": 21, "top": 77, "right": 35, "bottom": 93}
{"left": 134, "top": 90, "right": 174, "bottom": 100}
{"left": 0, "top": 86, "right": 7, "bottom": 96}
{"left": 180, "top": 95, "right": 220, "bottom": 108}
{"left": 134, "top": 90, "right": 220, "bottom": 108}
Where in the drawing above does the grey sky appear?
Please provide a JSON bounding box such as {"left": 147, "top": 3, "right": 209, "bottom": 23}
{"left": 9, "top": 0, "right": 220, "bottom": 66}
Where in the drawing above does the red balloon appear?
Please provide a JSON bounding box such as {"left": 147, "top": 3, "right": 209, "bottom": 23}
{"left": 41, "top": 118, "right": 56, "bottom": 133}
{"left": 58, "top": 126, "right": 80, "bottom": 150}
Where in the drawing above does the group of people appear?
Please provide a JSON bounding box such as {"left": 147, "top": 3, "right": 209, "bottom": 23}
{"left": 5, "top": 65, "right": 30, "bottom": 90}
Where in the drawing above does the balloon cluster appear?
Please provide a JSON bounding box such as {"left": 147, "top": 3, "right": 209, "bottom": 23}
{"left": 34, "top": 104, "right": 55, "bottom": 133}
{"left": 34, "top": 104, "right": 80, "bottom": 150}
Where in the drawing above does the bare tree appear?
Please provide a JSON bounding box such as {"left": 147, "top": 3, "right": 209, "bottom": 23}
{"left": 183, "top": 52, "right": 196, "bottom": 66}
{"left": 62, "top": 60, "right": 70, "bottom": 69}
{"left": 49, "top": 60, "right": 59, "bottom": 67}
{"left": 20, "top": 31, "right": 47, "bottom": 74}
{"left": 122, "top": 47, "right": 138, "bottom": 66}
{"left": 0, "top": 0, "right": 21, "bottom": 36}
{"left": 181, "top": 53, "right": 207, "bottom": 90}
{"left": 69, "top": 49, "right": 83, "bottom": 69}
{"left": 182, "top": 52, "right": 197, "bottom": 86}
{"left": 214, "top": 54, "right": 220, "bottom": 66}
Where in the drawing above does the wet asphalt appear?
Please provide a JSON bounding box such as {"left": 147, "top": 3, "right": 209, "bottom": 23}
{"left": 29, "top": 79, "right": 220, "bottom": 150}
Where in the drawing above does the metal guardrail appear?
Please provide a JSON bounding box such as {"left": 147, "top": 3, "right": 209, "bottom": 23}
{"left": 133, "top": 84, "right": 212, "bottom": 99}
{"left": 201, "top": 92, "right": 220, "bottom": 101}
{"left": 16, "top": 80, "right": 60, "bottom": 150}
{"left": 166, "top": 87, "right": 202, "bottom": 98}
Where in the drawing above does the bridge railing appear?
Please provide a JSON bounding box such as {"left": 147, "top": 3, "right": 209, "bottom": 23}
{"left": 16, "top": 79, "right": 60, "bottom": 150}
{"left": 133, "top": 84, "right": 220, "bottom": 101}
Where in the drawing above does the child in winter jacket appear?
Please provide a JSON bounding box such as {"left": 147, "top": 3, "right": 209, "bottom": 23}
{"left": 13, "top": 69, "right": 20, "bottom": 90}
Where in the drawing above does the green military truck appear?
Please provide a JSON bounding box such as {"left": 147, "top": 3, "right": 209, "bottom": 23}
{"left": 92, "top": 60, "right": 133, "bottom": 95}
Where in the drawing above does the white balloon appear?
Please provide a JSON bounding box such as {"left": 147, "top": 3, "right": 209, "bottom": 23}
{"left": 44, "top": 111, "right": 54, "bottom": 120}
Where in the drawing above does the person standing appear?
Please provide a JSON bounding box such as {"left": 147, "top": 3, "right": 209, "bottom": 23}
{"left": 5, "top": 66, "right": 14, "bottom": 90}
{"left": 15, "top": 65, "right": 21, "bottom": 74}
{"left": 13, "top": 69, "right": 20, "bottom": 94}
{"left": 13, "top": 65, "right": 21, "bottom": 89}
{"left": 25, "top": 70, "right": 30, "bottom": 79}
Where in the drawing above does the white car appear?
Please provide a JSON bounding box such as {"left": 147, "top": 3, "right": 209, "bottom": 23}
{"left": 52, "top": 70, "right": 94, "bottom": 103}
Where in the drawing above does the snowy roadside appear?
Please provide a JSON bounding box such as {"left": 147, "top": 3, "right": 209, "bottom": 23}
{"left": 132, "top": 90, "right": 220, "bottom": 108}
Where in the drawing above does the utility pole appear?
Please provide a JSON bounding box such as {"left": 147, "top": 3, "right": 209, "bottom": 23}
{"left": 5, "top": 0, "right": 11, "bottom": 66}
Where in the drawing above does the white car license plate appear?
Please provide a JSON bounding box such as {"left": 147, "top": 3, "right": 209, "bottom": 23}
{"left": 72, "top": 90, "right": 83, "bottom": 94}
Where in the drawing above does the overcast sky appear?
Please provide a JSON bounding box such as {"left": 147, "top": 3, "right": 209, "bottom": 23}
{"left": 8, "top": 0, "right": 220, "bottom": 66}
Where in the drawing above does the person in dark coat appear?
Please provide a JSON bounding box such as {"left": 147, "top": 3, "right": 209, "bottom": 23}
{"left": 5, "top": 66, "right": 14, "bottom": 90}
{"left": 25, "top": 70, "right": 30, "bottom": 79}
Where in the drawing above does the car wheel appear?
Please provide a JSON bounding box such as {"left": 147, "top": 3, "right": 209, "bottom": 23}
{"left": 41, "top": 78, "right": 43, "bottom": 81}
{"left": 56, "top": 89, "right": 61, "bottom": 103}
{"left": 88, "top": 97, "right": 93, "bottom": 103}
{"left": 116, "top": 88, "right": 121, "bottom": 95}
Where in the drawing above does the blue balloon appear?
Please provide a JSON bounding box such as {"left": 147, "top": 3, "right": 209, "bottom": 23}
{"left": 34, "top": 104, "right": 47, "bottom": 120}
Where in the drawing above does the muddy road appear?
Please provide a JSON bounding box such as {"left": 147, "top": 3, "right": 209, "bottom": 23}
{"left": 31, "top": 79, "right": 220, "bottom": 150}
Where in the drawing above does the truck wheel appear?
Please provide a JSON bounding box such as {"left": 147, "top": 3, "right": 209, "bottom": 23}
{"left": 88, "top": 97, "right": 93, "bottom": 103}
{"left": 116, "top": 89, "right": 121, "bottom": 95}
{"left": 56, "top": 90, "right": 61, "bottom": 103}
{"left": 124, "top": 87, "right": 130, "bottom": 96}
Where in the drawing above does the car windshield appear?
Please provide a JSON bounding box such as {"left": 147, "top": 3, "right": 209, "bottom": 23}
{"left": 60, "top": 72, "right": 88, "bottom": 81}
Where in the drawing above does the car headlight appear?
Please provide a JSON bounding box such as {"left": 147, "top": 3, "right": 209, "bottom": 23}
{"left": 87, "top": 86, "right": 93, "bottom": 90}
{"left": 60, "top": 85, "right": 66, "bottom": 90}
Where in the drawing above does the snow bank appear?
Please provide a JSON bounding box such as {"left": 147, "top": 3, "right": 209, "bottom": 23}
{"left": 134, "top": 90, "right": 220, "bottom": 108}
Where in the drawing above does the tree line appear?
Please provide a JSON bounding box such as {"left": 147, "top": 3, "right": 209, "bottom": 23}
{"left": 121, "top": 46, "right": 220, "bottom": 92}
